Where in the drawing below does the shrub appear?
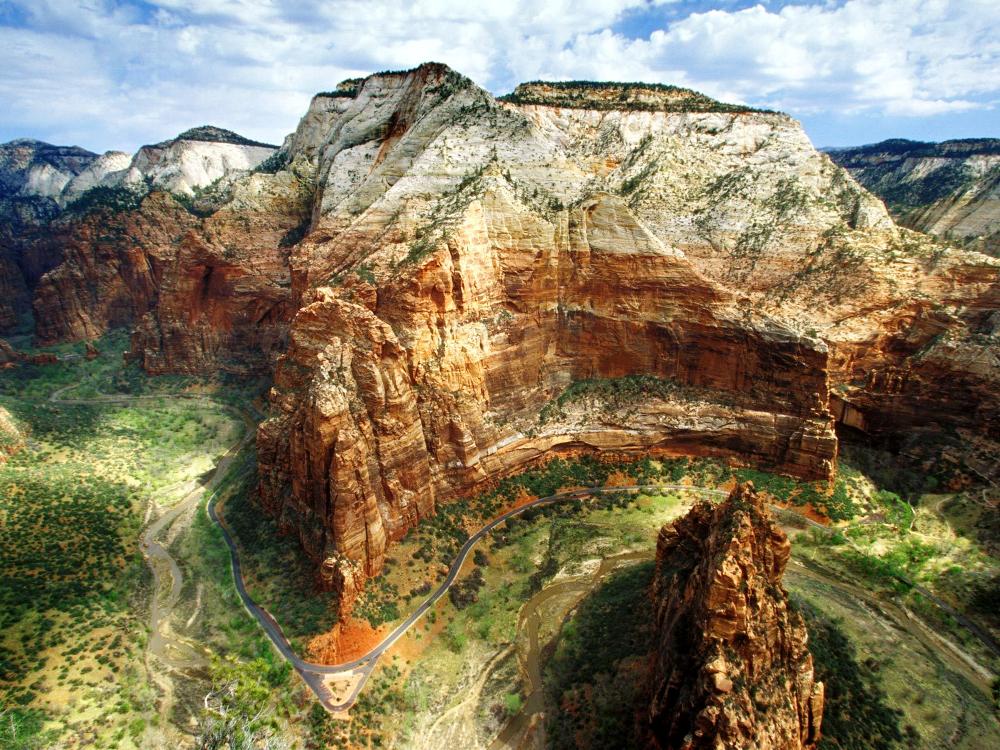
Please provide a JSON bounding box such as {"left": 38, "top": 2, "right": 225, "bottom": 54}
{"left": 66, "top": 186, "right": 144, "bottom": 215}
{"left": 503, "top": 692, "right": 523, "bottom": 715}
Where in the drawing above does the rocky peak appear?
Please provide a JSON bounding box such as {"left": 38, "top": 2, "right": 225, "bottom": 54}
{"left": 113, "top": 124, "right": 277, "bottom": 197}
{"left": 646, "top": 482, "right": 824, "bottom": 749}
{"left": 0, "top": 138, "right": 99, "bottom": 199}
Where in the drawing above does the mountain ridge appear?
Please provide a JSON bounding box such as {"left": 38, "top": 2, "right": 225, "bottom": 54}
{"left": 828, "top": 137, "right": 1000, "bottom": 257}
{"left": 4, "top": 62, "right": 998, "bottom": 616}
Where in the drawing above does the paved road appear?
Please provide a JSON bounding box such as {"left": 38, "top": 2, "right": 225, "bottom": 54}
{"left": 25, "top": 370, "right": 1000, "bottom": 714}
{"left": 208, "top": 482, "right": 727, "bottom": 711}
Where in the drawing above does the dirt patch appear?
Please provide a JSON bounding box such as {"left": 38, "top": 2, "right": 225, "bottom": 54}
{"left": 308, "top": 618, "right": 388, "bottom": 664}
{"left": 391, "top": 602, "right": 453, "bottom": 665}
{"left": 604, "top": 470, "right": 634, "bottom": 487}
{"left": 776, "top": 500, "right": 830, "bottom": 526}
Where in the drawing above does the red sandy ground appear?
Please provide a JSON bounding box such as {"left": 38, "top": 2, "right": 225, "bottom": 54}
{"left": 308, "top": 619, "right": 388, "bottom": 664}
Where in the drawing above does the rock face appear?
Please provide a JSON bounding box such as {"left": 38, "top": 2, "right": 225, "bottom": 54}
{"left": 646, "top": 483, "right": 824, "bottom": 749}
{"left": 118, "top": 126, "right": 278, "bottom": 197}
{"left": 0, "top": 139, "right": 99, "bottom": 202}
{"left": 18, "top": 64, "right": 1000, "bottom": 607}
{"left": 253, "top": 65, "right": 997, "bottom": 606}
{"left": 25, "top": 128, "right": 291, "bottom": 369}
{"left": 1, "top": 128, "right": 279, "bottom": 339}
{"left": 0, "top": 139, "right": 102, "bottom": 331}
{"left": 829, "top": 138, "right": 1000, "bottom": 257}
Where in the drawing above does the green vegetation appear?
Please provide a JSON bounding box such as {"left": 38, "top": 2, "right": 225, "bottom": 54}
{"left": 196, "top": 641, "right": 294, "bottom": 750}
{"left": 332, "top": 438, "right": 995, "bottom": 749}
{"left": 795, "top": 598, "right": 905, "bottom": 749}
{"left": 0, "top": 329, "right": 250, "bottom": 748}
{"left": 315, "top": 78, "right": 363, "bottom": 99}
{"left": 538, "top": 374, "right": 734, "bottom": 424}
{"left": 65, "top": 185, "right": 145, "bottom": 215}
{"left": 0, "top": 706, "right": 59, "bottom": 749}
{"left": 354, "top": 263, "right": 377, "bottom": 285}
{"left": 160, "top": 126, "right": 277, "bottom": 149}
{"left": 729, "top": 176, "right": 810, "bottom": 279}
{"left": 545, "top": 561, "right": 654, "bottom": 750}
{"left": 500, "top": 80, "right": 772, "bottom": 114}
{"left": 354, "top": 453, "right": 858, "bottom": 643}
{"left": 308, "top": 664, "right": 421, "bottom": 749}
{"left": 171, "top": 179, "right": 229, "bottom": 218}
{"left": 279, "top": 215, "right": 310, "bottom": 246}
{"left": 254, "top": 149, "right": 290, "bottom": 175}
{"left": 222, "top": 466, "right": 339, "bottom": 652}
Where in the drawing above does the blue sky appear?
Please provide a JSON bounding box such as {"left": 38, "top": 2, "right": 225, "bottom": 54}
{"left": 1, "top": 1, "right": 997, "bottom": 153}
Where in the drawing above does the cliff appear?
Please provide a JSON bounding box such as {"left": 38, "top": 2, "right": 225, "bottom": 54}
{"left": 15, "top": 63, "right": 1000, "bottom": 609}
{"left": 828, "top": 138, "right": 1000, "bottom": 257}
{"left": 0, "top": 139, "right": 101, "bottom": 331}
{"left": 646, "top": 482, "right": 824, "bottom": 749}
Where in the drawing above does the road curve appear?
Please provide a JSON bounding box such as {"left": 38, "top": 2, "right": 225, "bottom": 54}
{"left": 26, "top": 376, "right": 1000, "bottom": 717}
{"left": 208, "top": 483, "right": 727, "bottom": 711}
{"left": 25, "top": 376, "right": 1000, "bottom": 715}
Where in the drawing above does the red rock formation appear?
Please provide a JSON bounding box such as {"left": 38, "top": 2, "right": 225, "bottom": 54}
{"left": 257, "top": 191, "right": 837, "bottom": 613}
{"left": 19, "top": 63, "right": 998, "bottom": 609}
{"left": 645, "top": 483, "right": 824, "bottom": 749}
{"left": 826, "top": 256, "right": 1000, "bottom": 444}
{"left": 34, "top": 177, "right": 308, "bottom": 373}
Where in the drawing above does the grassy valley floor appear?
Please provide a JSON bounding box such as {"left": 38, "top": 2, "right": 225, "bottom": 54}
{"left": 0, "top": 332, "right": 304, "bottom": 749}
{"left": 286, "top": 453, "right": 999, "bottom": 750}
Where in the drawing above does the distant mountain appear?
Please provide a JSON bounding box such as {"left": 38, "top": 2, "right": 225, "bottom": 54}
{"left": 0, "top": 128, "right": 277, "bottom": 332}
{"left": 828, "top": 138, "right": 1000, "bottom": 256}
{"left": 0, "top": 138, "right": 98, "bottom": 199}
{"left": 151, "top": 125, "right": 278, "bottom": 150}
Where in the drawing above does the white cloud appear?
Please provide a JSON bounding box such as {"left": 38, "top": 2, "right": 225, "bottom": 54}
{"left": 0, "top": 0, "right": 997, "bottom": 152}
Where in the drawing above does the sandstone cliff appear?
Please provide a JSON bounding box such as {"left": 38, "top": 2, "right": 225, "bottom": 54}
{"left": 116, "top": 126, "right": 278, "bottom": 197}
{"left": 829, "top": 138, "right": 1000, "bottom": 257}
{"left": 27, "top": 128, "right": 293, "bottom": 369}
{"left": 18, "top": 64, "right": 1000, "bottom": 608}
{"left": 646, "top": 482, "right": 823, "bottom": 749}
{"left": 1, "top": 128, "right": 279, "bottom": 341}
{"left": 253, "top": 64, "right": 996, "bottom": 608}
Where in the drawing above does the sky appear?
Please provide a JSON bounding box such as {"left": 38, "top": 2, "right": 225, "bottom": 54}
{"left": 1, "top": 0, "right": 997, "bottom": 153}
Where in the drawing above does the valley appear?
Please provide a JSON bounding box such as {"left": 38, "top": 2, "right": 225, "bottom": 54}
{"left": 0, "top": 60, "right": 997, "bottom": 750}
{"left": 1, "top": 330, "right": 997, "bottom": 749}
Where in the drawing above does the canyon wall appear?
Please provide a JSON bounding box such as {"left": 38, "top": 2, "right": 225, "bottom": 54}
{"left": 1, "top": 128, "right": 280, "bottom": 357}
{"left": 829, "top": 138, "right": 1000, "bottom": 257}
{"left": 14, "top": 64, "right": 999, "bottom": 606}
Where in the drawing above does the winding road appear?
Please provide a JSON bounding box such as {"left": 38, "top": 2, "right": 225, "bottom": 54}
{"left": 211, "top": 476, "right": 1000, "bottom": 715}
{"left": 209, "top": 483, "right": 727, "bottom": 712}
{"left": 43, "top": 377, "right": 1000, "bottom": 717}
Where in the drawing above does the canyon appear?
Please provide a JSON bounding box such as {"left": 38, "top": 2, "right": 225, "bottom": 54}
{"left": 3, "top": 62, "right": 997, "bottom": 620}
